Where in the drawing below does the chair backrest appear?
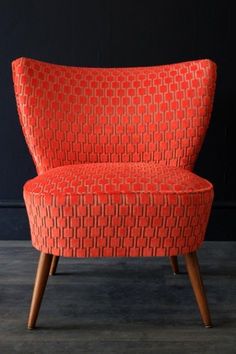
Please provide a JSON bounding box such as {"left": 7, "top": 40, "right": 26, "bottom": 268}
{"left": 12, "top": 57, "right": 216, "bottom": 175}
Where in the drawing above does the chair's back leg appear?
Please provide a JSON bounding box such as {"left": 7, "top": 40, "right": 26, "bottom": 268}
{"left": 184, "top": 251, "right": 212, "bottom": 328}
{"left": 169, "top": 256, "right": 179, "bottom": 274}
{"left": 28, "top": 252, "right": 53, "bottom": 329}
{"left": 49, "top": 256, "right": 60, "bottom": 276}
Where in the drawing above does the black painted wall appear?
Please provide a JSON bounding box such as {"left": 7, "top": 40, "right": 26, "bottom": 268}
{"left": 0, "top": 0, "right": 235, "bottom": 240}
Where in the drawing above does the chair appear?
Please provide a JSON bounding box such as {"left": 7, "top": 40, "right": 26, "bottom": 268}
{"left": 12, "top": 57, "right": 216, "bottom": 329}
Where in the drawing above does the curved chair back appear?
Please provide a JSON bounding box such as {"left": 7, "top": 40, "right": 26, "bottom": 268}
{"left": 12, "top": 58, "right": 216, "bottom": 174}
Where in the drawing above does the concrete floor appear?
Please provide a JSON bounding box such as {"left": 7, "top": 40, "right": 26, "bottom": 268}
{"left": 0, "top": 241, "right": 235, "bottom": 354}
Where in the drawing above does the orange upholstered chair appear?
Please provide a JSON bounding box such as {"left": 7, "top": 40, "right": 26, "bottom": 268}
{"left": 12, "top": 57, "right": 216, "bottom": 329}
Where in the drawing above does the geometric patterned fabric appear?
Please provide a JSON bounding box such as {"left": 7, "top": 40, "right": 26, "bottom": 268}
{"left": 12, "top": 58, "right": 216, "bottom": 173}
{"left": 23, "top": 163, "right": 213, "bottom": 257}
{"left": 12, "top": 58, "right": 216, "bottom": 257}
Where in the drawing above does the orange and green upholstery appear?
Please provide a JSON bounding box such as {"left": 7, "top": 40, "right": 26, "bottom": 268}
{"left": 12, "top": 57, "right": 216, "bottom": 329}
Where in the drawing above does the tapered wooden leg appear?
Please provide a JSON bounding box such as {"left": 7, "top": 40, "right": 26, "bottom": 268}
{"left": 49, "top": 256, "right": 59, "bottom": 276}
{"left": 28, "top": 252, "right": 53, "bottom": 330}
{"left": 169, "top": 256, "right": 179, "bottom": 274}
{"left": 184, "top": 252, "right": 212, "bottom": 328}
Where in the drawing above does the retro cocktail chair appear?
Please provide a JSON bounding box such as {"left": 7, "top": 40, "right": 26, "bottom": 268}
{"left": 12, "top": 57, "right": 216, "bottom": 329}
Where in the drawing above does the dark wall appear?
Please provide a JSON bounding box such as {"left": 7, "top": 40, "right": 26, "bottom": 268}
{"left": 0, "top": 0, "right": 235, "bottom": 240}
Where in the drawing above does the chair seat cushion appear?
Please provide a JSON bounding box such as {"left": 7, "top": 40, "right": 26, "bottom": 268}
{"left": 24, "top": 163, "right": 213, "bottom": 257}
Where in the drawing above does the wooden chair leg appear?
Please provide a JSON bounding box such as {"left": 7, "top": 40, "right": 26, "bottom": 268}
{"left": 28, "top": 252, "right": 53, "bottom": 330}
{"left": 49, "top": 256, "right": 60, "bottom": 276}
{"left": 169, "top": 256, "right": 179, "bottom": 274}
{"left": 184, "top": 251, "right": 212, "bottom": 328}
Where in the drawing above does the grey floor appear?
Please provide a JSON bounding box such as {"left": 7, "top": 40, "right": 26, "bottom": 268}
{"left": 0, "top": 241, "right": 235, "bottom": 354}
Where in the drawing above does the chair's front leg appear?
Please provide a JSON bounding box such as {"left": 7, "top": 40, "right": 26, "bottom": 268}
{"left": 49, "top": 256, "right": 60, "bottom": 276}
{"left": 184, "top": 251, "right": 212, "bottom": 328}
{"left": 28, "top": 252, "right": 53, "bottom": 329}
{"left": 169, "top": 256, "right": 179, "bottom": 274}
